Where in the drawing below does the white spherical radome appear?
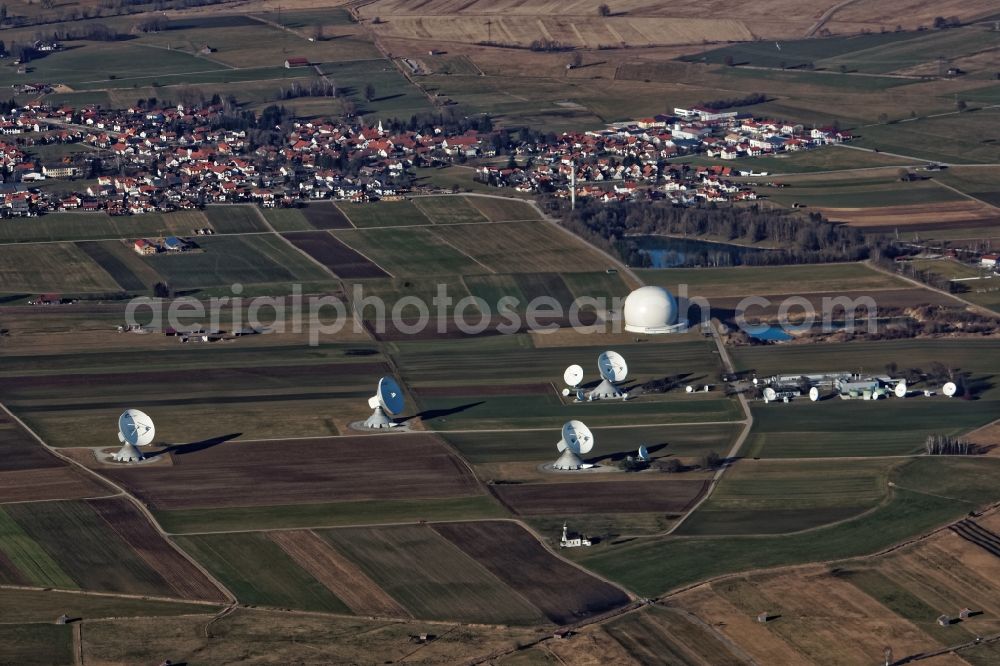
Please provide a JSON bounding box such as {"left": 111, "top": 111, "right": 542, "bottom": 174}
{"left": 623, "top": 286, "right": 680, "bottom": 334}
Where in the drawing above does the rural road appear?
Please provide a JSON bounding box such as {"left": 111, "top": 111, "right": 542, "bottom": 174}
{"left": 804, "top": 0, "right": 862, "bottom": 37}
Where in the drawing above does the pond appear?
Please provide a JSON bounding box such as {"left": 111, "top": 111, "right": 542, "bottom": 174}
{"left": 636, "top": 236, "right": 770, "bottom": 268}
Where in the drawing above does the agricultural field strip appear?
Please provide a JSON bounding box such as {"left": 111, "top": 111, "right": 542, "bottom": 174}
{"left": 0, "top": 403, "right": 235, "bottom": 604}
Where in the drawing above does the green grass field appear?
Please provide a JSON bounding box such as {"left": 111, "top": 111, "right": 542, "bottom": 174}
{"left": 413, "top": 196, "right": 489, "bottom": 224}
{"left": 333, "top": 227, "right": 485, "bottom": 276}
{"left": 764, "top": 176, "right": 962, "bottom": 209}
{"left": 259, "top": 207, "right": 315, "bottom": 232}
{"left": 203, "top": 206, "right": 269, "bottom": 233}
{"left": 319, "top": 525, "right": 546, "bottom": 624}
{"left": 0, "top": 212, "right": 207, "bottom": 244}
{"left": 676, "top": 459, "right": 893, "bottom": 535}
{"left": 466, "top": 196, "right": 542, "bottom": 222}
{"left": 0, "top": 625, "right": 73, "bottom": 666}
{"left": 637, "top": 262, "right": 905, "bottom": 297}
{"left": 156, "top": 496, "right": 507, "bottom": 534}
{"left": 3, "top": 501, "right": 171, "bottom": 596}
{"left": 175, "top": 533, "right": 351, "bottom": 613}
{"left": 335, "top": 200, "right": 430, "bottom": 228}
{"left": 746, "top": 399, "right": 1000, "bottom": 458}
{"left": 0, "top": 588, "right": 219, "bottom": 623}
{"left": 576, "top": 457, "right": 1000, "bottom": 598}
{"left": 144, "top": 233, "right": 330, "bottom": 290}
{"left": 0, "top": 242, "right": 119, "bottom": 294}
{"left": 0, "top": 507, "right": 76, "bottom": 589}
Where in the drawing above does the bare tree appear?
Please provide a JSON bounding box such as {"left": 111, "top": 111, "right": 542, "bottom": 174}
{"left": 598, "top": 4, "right": 610, "bottom": 17}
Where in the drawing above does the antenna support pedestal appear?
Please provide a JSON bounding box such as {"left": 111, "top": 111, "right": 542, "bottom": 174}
{"left": 364, "top": 406, "right": 397, "bottom": 429}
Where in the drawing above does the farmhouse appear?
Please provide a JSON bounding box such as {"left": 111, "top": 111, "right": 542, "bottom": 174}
{"left": 133, "top": 239, "right": 157, "bottom": 255}
{"left": 163, "top": 236, "right": 186, "bottom": 252}
{"left": 284, "top": 57, "right": 310, "bottom": 68}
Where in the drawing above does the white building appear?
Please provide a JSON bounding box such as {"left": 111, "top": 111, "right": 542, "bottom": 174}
{"left": 560, "top": 523, "right": 591, "bottom": 548}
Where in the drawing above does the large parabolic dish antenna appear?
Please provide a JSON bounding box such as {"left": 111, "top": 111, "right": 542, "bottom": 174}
{"left": 364, "top": 376, "right": 405, "bottom": 429}
{"left": 943, "top": 382, "right": 958, "bottom": 398}
{"left": 553, "top": 420, "right": 595, "bottom": 470}
{"left": 114, "top": 409, "right": 154, "bottom": 463}
{"left": 598, "top": 351, "right": 628, "bottom": 382}
{"left": 119, "top": 409, "right": 155, "bottom": 446}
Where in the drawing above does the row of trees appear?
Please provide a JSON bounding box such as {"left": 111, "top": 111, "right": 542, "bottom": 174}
{"left": 698, "top": 92, "right": 767, "bottom": 110}
{"left": 555, "top": 199, "right": 885, "bottom": 268}
{"left": 925, "top": 434, "right": 974, "bottom": 455}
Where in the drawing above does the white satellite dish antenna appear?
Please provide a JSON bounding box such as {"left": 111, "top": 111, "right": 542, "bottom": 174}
{"left": 685, "top": 385, "right": 694, "bottom": 394}
{"left": 809, "top": 386, "right": 819, "bottom": 402}
{"left": 763, "top": 387, "right": 777, "bottom": 402}
{"left": 598, "top": 351, "right": 628, "bottom": 382}
{"left": 943, "top": 382, "right": 958, "bottom": 398}
{"left": 894, "top": 382, "right": 907, "bottom": 398}
{"left": 589, "top": 351, "right": 627, "bottom": 400}
{"left": 637, "top": 445, "right": 650, "bottom": 462}
{"left": 364, "top": 376, "right": 405, "bottom": 429}
{"left": 562, "top": 364, "right": 584, "bottom": 397}
{"left": 554, "top": 420, "right": 594, "bottom": 470}
{"left": 114, "top": 409, "right": 155, "bottom": 462}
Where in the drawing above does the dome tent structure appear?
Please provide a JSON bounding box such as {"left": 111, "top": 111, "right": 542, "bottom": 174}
{"left": 623, "top": 286, "right": 686, "bottom": 334}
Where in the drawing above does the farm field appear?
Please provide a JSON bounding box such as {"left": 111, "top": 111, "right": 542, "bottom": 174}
{"left": 76, "top": 607, "right": 542, "bottom": 665}
{"left": 0, "top": 409, "right": 109, "bottom": 503}
{"left": 0, "top": 587, "right": 219, "bottom": 623}
{"left": 424, "top": 221, "right": 612, "bottom": 274}
{"left": 493, "top": 479, "right": 708, "bottom": 516}
{"left": 818, "top": 200, "right": 1000, "bottom": 228}
{"left": 335, "top": 200, "right": 429, "bottom": 228}
{"left": 77, "top": 240, "right": 165, "bottom": 292}
{"left": 672, "top": 507, "right": 1000, "bottom": 664}
{"left": 281, "top": 230, "right": 390, "bottom": 278}
{"left": 745, "top": 399, "right": 1000, "bottom": 458}
{"left": 637, "top": 262, "right": 906, "bottom": 298}
{"left": 603, "top": 605, "right": 747, "bottom": 665}
{"left": 320, "top": 524, "right": 547, "bottom": 624}
{"left": 0, "top": 242, "right": 120, "bottom": 294}
{"left": 576, "top": 457, "right": 1000, "bottom": 598}
{"left": 260, "top": 207, "right": 315, "bottom": 232}
{"left": 675, "top": 459, "right": 893, "bottom": 535}
{"left": 100, "top": 435, "right": 484, "bottom": 510}
{"left": 0, "top": 499, "right": 214, "bottom": 598}
{"left": 202, "top": 205, "right": 269, "bottom": 233}
{"left": 332, "top": 227, "right": 485, "bottom": 276}
{"left": 143, "top": 233, "right": 333, "bottom": 290}
{"left": 155, "top": 494, "right": 508, "bottom": 534}
{"left": 434, "top": 520, "right": 631, "bottom": 624}
{"left": 413, "top": 195, "right": 489, "bottom": 224}
{"left": 298, "top": 203, "right": 355, "bottom": 230}
{"left": 0, "top": 625, "right": 73, "bottom": 666}
{"left": 175, "top": 532, "right": 351, "bottom": 612}
{"left": 0, "top": 211, "right": 208, "bottom": 244}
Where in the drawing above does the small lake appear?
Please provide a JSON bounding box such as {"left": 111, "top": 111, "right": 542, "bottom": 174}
{"left": 636, "top": 236, "right": 769, "bottom": 268}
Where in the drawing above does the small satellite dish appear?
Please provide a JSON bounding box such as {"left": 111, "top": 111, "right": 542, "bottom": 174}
{"left": 561, "top": 388, "right": 571, "bottom": 397}
{"left": 563, "top": 364, "right": 584, "bottom": 388}
{"left": 119, "top": 409, "right": 155, "bottom": 446}
{"left": 809, "top": 387, "right": 819, "bottom": 402}
{"left": 943, "top": 382, "right": 958, "bottom": 398}
{"left": 637, "top": 445, "right": 650, "bottom": 462}
{"left": 752, "top": 377, "right": 759, "bottom": 386}
{"left": 685, "top": 385, "right": 694, "bottom": 394}
{"left": 364, "top": 376, "right": 405, "bottom": 429}
{"left": 894, "top": 382, "right": 907, "bottom": 398}
{"left": 558, "top": 420, "right": 594, "bottom": 455}
{"left": 763, "top": 387, "right": 777, "bottom": 402}
{"left": 597, "top": 351, "right": 628, "bottom": 382}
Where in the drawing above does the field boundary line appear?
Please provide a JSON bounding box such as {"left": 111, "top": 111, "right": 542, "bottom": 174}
{"left": 424, "top": 227, "right": 497, "bottom": 274}
{"left": 0, "top": 401, "right": 237, "bottom": 606}
{"left": 0, "top": 492, "right": 124, "bottom": 506}
{"left": 0, "top": 582, "right": 224, "bottom": 607}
